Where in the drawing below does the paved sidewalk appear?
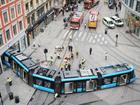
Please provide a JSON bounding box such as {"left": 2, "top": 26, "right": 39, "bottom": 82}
{"left": 0, "top": 69, "right": 35, "bottom": 105}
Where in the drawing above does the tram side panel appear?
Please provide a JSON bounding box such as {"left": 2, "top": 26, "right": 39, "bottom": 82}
{"left": 32, "top": 74, "right": 55, "bottom": 93}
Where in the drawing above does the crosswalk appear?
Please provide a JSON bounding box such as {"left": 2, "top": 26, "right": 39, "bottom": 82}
{"left": 62, "top": 30, "right": 108, "bottom": 45}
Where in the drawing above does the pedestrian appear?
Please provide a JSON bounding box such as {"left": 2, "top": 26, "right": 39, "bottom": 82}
{"left": 115, "top": 6, "right": 118, "bottom": 12}
{"left": 68, "top": 63, "right": 71, "bottom": 71}
{"left": 62, "top": 9, "right": 64, "bottom": 16}
{"left": 79, "top": 63, "right": 81, "bottom": 69}
{"left": 105, "top": 28, "right": 108, "bottom": 34}
{"left": 105, "top": 51, "right": 108, "bottom": 60}
{"left": 89, "top": 48, "right": 92, "bottom": 55}
{"left": 84, "top": 23, "right": 87, "bottom": 29}
{"left": 68, "top": 45, "right": 71, "bottom": 51}
{"left": 76, "top": 51, "right": 79, "bottom": 58}
{"left": 118, "top": 2, "right": 121, "bottom": 10}
{"left": 71, "top": 52, "right": 74, "bottom": 59}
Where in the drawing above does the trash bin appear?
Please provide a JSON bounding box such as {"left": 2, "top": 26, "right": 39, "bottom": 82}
{"left": 8, "top": 92, "right": 13, "bottom": 100}
{"left": 15, "top": 96, "right": 20, "bottom": 103}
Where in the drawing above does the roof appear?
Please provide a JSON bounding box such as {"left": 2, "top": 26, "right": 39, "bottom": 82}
{"left": 89, "top": 14, "right": 97, "bottom": 21}
{"left": 103, "top": 17, "right": 112, "bottom": 21}
{"left": 71, "top": 12, "right": 83, "bottom": 22}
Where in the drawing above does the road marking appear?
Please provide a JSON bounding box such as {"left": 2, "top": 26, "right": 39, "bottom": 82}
{"left": 95, "top": 35, "right": 97, "bottom": 39}
{"left": 81, "top": 32, "right": 87, "bottom": 41}
{"left": 93, "top": 39, "right": 96, "bottom": 44}
{"left": 97, "top": 38, "right": 100, "bottom": 42}
{"left": 104, "top": 40, "right": 108, "bottom": 44}
{"left": 102, "top": 37, "right": 105, "bottom": 41}
{"left": 73, "top": 31, "right": 78, "bottom": 38}
{"left": 62, "top": 30, "right": 70, "bottom": 39}
{"left": 78, "top": 31, "right": 82, "bottom": 38}
{"left": 89, "top": 36, "right": 93, "bottom": 43}
{"left": 99, "top": 34, "right": 102, "bottom": 37}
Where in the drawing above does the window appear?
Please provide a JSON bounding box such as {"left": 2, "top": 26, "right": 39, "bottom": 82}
{"left": 6, "top": 29, "right": 11, "bottom": 40}
{"left": 36, "top": 0, "right": 38, "bottom": 4}
{"left": 17, "top": 3, "right": 22, "bottom": 15}
{"left": 30, "top": 0, "right": 33, "bottom": 7}
{"left": 104, "top": 78, "right": 112, "bottom": 84}
{"left": 136, "top": 1, "right": 140, "bottom": 12}
{"left": 1, "top": 0, "right": 6, "bottom": 5}
{"left": 0, "top": 33, "right": 3, "bottom": 46}
{"left": 125, "top": 0, "right": 128, "bottom": 5}
{"left": 10, "top": 7, "right": 15, "bottom": 19}
{"left": 13, "top": 24, "right": 17, "bottom": 35}
{"left": 129, "top": 0, "right": 134, "bottom": 8}
{"left": 19, "top": 21, "right": 23, "bottom": 30}
{"left": 3, "top": 10, "right": 8, "bottom": 24}
{"left": 25, "top": 3, "right": 29, "bottom": 11}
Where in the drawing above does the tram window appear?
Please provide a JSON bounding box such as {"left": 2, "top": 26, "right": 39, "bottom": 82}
{"left": 104, "top": 78, "right": 112, "bottom": 84}
{"left": 35, "top": 78, "right": 43, "bottom": 85}
{"left": 44, "top": 81, "right": 51, "bottom": 88}
{"left": 112, "top": 77, "right": 117, "bottom": 83}
{"left": 77, "top": 82, "right": 83, "bottom": 88}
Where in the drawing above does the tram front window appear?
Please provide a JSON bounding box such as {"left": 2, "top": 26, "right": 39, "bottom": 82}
{"left": 119, "top": 74, "right": 128, "bottom": 85}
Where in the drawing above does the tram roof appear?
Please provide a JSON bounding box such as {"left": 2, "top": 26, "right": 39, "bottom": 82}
{"left": 21, "top": 58, "right": 37, "bottom": 69}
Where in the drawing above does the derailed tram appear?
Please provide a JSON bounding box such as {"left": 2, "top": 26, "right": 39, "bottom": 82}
{"left": 2, "top": 50, "right": 136, "bottom": 94}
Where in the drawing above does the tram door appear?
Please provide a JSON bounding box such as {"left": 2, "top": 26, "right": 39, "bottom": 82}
{"left": 119, "top": 74, "right": 128, "bottom": 85}
{"left": 64, "top": 82, "right": 73, "bottom": 94}
{"left": 86, "top": 80, "right": 97, "bottom": 91}
{"left": 73, "top": 81, "right": 86, "bottom": 93}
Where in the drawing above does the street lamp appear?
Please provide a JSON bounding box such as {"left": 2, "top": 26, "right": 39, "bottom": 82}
{"left": 44, "top": 48, "right": 48, "bottom": 61}
{"left": 115, "top": 34, "right": 119, "bottom": 47}
{"left": 0, "top": 92, "right": 4, "bottom": 105}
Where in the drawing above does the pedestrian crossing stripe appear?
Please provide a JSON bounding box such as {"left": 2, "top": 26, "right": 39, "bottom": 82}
{"left": 89, "top": 36, "right": 93, "bottom": 43}
{"left": 73, "top": 31, "right": 78, "bottom": 38}
{"left": 62, "top": 30, "right": 70, "bottom": 39}
{"left": 78, "top": 31, "right": 82, "bottom": 37}
{"left": 81, "top": 32, "right": 87, "bottom": 41}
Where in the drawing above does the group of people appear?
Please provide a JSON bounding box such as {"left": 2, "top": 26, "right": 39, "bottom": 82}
{"left": 114, "top": 0, "right": 122, "bottom": 12}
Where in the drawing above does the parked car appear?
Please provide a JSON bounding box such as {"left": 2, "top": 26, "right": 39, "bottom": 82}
{"left": 102, "top": 17, "right": 115, "bottom": 28}
{"left": 110, "top": 16, "right": 124, "bottom": 27}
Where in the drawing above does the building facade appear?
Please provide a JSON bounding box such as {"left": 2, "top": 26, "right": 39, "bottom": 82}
{"left": 25, "top": 0, "right": 56, "bottom": 46}
{"left": 0, "top": 0, "right": 27, "bottom": 74}
{"left": 121, "top": 0, "right": 140, "bottom": 38}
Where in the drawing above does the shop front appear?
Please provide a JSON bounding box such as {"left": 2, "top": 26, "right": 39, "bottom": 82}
{"left": 126, "top": 12, "right": 140, "bottom": 38}
{"left": 26, "top": 8, "right": 54, "bottom": 46}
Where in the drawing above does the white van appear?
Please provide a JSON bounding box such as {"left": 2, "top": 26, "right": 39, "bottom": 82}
{"left": 102, "top": 17, "right": 115, "bottom": 28}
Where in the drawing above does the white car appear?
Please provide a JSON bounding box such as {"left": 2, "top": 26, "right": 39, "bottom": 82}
{"left": 102, "top": 17, "right": 115, "bottom": 28}
{"left": 110, "top": 16, "right": 124, "bottom": 27}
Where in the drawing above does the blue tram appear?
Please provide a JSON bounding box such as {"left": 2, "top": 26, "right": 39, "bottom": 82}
{"left": 2, "top": 50, "right": 136, "bottom": 94}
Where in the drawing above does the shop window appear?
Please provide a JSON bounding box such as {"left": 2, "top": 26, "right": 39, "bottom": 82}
{"left": 6, "top": 29, "right": 11, "bottom": 40}
{"left": 36, "top": 0, "right": 39, "bottom": 4}
{"left": 125, "top": 0, "right": 128, "bottom": 5}
{"left": 136, "top": 1, "right": 140, "bottom": 12}
{"left": 129, "top": 0, "right": 134, "bottom": 9}
{"left": 0, "top": 33, "right": 3, "bottom": 46}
